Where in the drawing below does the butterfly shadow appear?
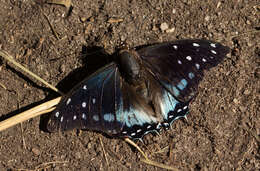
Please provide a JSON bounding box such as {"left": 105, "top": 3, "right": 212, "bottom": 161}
{"left": 39, "top": 45, "right": 113, "bottom": 132}
{"left": 0, "top": 66, "right": 56, "bottom": 122}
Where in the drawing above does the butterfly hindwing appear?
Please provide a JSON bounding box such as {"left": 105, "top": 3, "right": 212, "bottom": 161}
{"left": 116, "top": 82, "right": 161, "bottom": 139}
{"left": 138, "top": 39, "right": 229, "bottom": 102}
{"left": 115, "top": 72, "right": 191, "bottom": 139}
{"left": 47, "top": 63, "right": 124, "bottom": 135}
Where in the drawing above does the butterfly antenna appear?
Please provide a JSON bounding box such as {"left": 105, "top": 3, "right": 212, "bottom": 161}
{"left": 124, "top": 138, "right": 179, "bottom": 171}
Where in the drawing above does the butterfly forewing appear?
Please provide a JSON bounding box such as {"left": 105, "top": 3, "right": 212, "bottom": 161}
{"left": 47, "top": 63, "right": 124, "bottom": 135}
{"left": 138, "top": 39, "right": 229, "bottom": 102}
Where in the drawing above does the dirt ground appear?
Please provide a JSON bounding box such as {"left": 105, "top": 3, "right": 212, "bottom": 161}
{"left": 0, "top": 0, "right": 259, "bottom": 170}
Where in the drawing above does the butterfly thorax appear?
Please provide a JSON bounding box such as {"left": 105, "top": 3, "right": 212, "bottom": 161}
{"left": 118, "top": 49, "right": 143, "bottom": 85}
{"left": 118, "top": 49, "right": 153, "bottom": 100}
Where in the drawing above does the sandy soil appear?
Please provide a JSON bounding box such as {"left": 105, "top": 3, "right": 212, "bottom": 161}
{"left": 0, "top": 0, "right": 259, "bottom": 170}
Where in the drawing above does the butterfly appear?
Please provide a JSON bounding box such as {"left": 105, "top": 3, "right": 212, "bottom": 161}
{"left": 47, "top": 39, "right": 229, "bottom": 140}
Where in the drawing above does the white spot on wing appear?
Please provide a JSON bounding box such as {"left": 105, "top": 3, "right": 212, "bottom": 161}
{"left": 188, "top": 72, "right": 195, "bottom": 79}
{"left": 55, "top": 112, "right": 59, "bottom": 117}
{"left": 82, "top": 113, "right": 86, "bottom": 120}
{"left": 183, "top": 106, "right": 188, "bottom": 110}
{"left": 83, "top": 85, "right": 87, "bottom": 90}
{"left": 202, "top": 58, "right": 207, "bottom": 62}
{"left": 104, "top": 113, "right": 115, "bottom": 122}
{"left": 122, "top": 131, "right": 127, "bottom": 134}
{"left": 60, "top": 116, "right": 64, "bottom": 122}
{"left": 92, "top": 98, "right": 96, "bottom": 104}
{"left": 177, "top": 109, "right": 182, "bottom": 113}
{"left": 93, "top": 115, "right": 99, "bottom": 121}
{"left": 137, "top": 129, "right": 142, "bottom": 133}
{"left": 210, "top": 43, "right": 216, "bottom": 48}
{"left": 147, "top": 125, "right": 152, "bottom": 129}
{"left": 82, "top": 102, "right": 86, "bottom": 108}
{"left": 195, "top": 63, "right": 200, "bottom": 69}
{"left": 66, "top": 98, "right": 71, "bottom": 105}
{"left": 178, "top": 60, "right": 182, "bottom": 64}
{"left": 173, "top": 45, "right": 178, "bottom": 50}
{"left": 73, "top": 115, "right": 77, "bottom": 120}
{"left": 192, "top": 43, "right": 200, "bottom": 47}
{"left": 131, "top": 132, "right": 136, "bottom": 136}
{"left": 211, "top": 50, "right": 217, "bottom": 54}
{"left": 186, "top": 56, "right": 192, "bottom": 61}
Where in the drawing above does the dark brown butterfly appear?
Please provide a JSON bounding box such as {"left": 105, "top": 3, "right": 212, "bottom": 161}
{"left": 47, "top": 39, "right": 229, "bottom": 140}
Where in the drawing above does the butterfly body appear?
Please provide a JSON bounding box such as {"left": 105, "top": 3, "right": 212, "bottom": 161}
{"left": 47, "top": 39, "right": 229, "bottom": 140}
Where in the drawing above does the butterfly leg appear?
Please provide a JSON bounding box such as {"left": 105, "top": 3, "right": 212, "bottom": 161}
{"left": 124, "top": 138, "right": 179, "bottom": 170}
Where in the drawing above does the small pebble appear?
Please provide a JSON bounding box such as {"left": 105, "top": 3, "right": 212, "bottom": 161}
{"left": 32, "top": 148, "right": 41, "bottom": 156}
{"left": 239, "top": 106, "right": 247, "bottom": 112}
{"left": 87, "top": 143, "right": 92, "bottom": 149}
{"left": 60, "top": 64, "right": 66, "bottom": 73}
{"left": 44, "top": 70, "right": 50, "bottom": 78}
{"left": 125, "top": 162, "right": 131, "bottom": 168}
{"left": 205, "top": 15, "right": 210, "bottom": 22}
{"left": 80, "top": 17, "right": 87, "bottom": 22}
{"left": 243, "top": 89, "right": 250, "bottom": 95}
{"left": 217, "top": 2, "right": 222, "bottom": 8}
{"left": 233, "top": 98, "right": 239, "bottom": 104}
{"left": 75, "top": 151, "right": 81, "bottom": 159}
{"left": 152, "top": 25, "right": 158, "bottom": 31}
{"left": 256, "top": 128, "right": 260, "bottom": 136}
{"left": 160, "top": 22, "right": 169, "bottom": 31}
{"left": 166, "top": 27, "right": 175, "bottom": 33}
